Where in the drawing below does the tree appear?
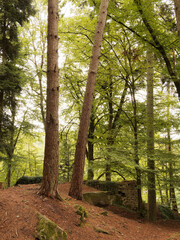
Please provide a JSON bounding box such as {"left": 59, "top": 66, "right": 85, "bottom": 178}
{"left": 69, "top": 0, "right": 109, "bottom": 200}
{"left": 166, "top": 81, "right": 178, "bottom": 212}
{"left": 174, "top": 0, "right": 180, "bottom": 43}
{"left": 0, "top": 0, "right": 35, "bottom": 186}
{"left": 146, "top": 50, "right": 156, "bottom": 222}
{"left": 38, "top": 0, "right": 61, "bottom": 199}
{"left": 133, "top": 0, "right": 180, "bottom": 99}
{"left": 20, "top": 0, "right": 48, "bottom": 130}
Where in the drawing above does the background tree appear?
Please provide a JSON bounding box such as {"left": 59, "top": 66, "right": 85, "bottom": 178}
{"left": 146, "top": 50, "right": 156, "bottom": 222}
{"left": 174, "top": 0, "right": 180, "bottom": 43}
{"left": 0, "top": 0, "right": 35, "bottom": 186}
{"left": 69, "top": 0, "right": 110, "bottom": 200}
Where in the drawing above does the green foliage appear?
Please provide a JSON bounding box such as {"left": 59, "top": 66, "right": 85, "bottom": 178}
{"left": 58, "top": 0, "right": 180, "bottom": 213}
{"left": 158, "top": 205, "right": 179, "bottom": 220}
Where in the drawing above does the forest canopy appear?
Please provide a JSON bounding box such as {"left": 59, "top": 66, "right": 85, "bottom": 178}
{"left": 0, "top": 0, "right": 179, "bottom": 220}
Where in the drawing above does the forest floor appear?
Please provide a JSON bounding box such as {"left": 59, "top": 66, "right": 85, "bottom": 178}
{"left": 0, "top": 182, "right": 179, "bottom": 240}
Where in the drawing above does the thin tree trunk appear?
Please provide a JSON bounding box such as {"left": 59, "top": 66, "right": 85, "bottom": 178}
{"left": 69, "top": 0, "right": 109, "bottom": 200}
{"left": 87, "top": 113, "right": 95, "bottom": 180}
{"left": 134, "top": 0, "right": 180, "bottom": 99}
{"left": 174, "top": 0, "right": 180, "bottom": 43}
{"left": 0, "top": 91, "right": 3, "bottom": 140}
{"left": 38, "top": 73, "right": 46, "bottom": 129}
{"left": 7, "top": 160, "right": 12, "bottom": 187}
{"left": 146, "top": 50, "right": 156, "bottom": 222}
{"left": 105, "top": 81, "right": 128, "bottom": 181}
{"left": 157, "top": 175, "right": 164, "bottom": 205}
{"left": 132, "top": 94, "right": 142, "bottom": 213}
{"left": 38, "top": 0, "right": 61, "bottom": 199}
{"left": 166, "top": 82, "right": 178, "bottom": 212}
{"left": 106, "top": 71, "right": 113, "bottom": 181}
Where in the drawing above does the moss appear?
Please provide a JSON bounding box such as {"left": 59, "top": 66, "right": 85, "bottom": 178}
{"left": 74, "top": 205, "right": 88, "bottom": 225}
{"left": 37, "top": 213, "right": 67, "bottom": 240}
{"left": 83, "top": 191, "right": 118, "bottom": 207}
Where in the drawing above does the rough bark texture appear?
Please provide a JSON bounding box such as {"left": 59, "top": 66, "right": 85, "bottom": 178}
{"left": 69, "top": 0, "right": 109, "bottom": 200}
{"left": 174, "top": 0, "right": 180, "bottom": 43}
{"left": 146, "top": 51, "right": 156, "bottom": 222}
{"left": 38, "top": 0, "right": 60, "bottom": 198}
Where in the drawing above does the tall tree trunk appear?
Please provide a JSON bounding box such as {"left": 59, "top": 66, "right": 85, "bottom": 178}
{"left": 38, "top": 0, "right": 61, "bottom": 199}
{"left": 174, "top": 0, "right": 180, "bottom": 43}
{"left": 0, "top": 91, "right": 3, "bottom": 141}
{"left": 87, "top": 112, "right": 95, "bottom": 180}
{"left": 131, "top": 86, "right": 142, "bottom": 213}
{"left": 106, "top": 71, "right": 113, "bottom": 181}
{"left": 146, "top": 51, "right": 156, "bottom": 222}
{"left": 166, "top": 82, "right": 178, "bottom": 212}
{"left": 69, "top": 0, "right": 109, "bottom": 200}
{"left": 6, "top": 93, "right": 16, "bottom": 187}
{"left": 157, "top": 175, "right": 164, "bottom": 205}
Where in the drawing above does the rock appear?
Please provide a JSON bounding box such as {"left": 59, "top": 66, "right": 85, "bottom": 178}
{"left": 94, "top": 227, "right": 110, "bottom": 234}
{"left": 74, "top": 205, "right": 88, "bottom": 226}
{"left": 37, "top": 213, "right": 67, "bottom": 240}
{"left": 15, "top": 176, "right": 42, "bottom": 185}
{"left": 83, "top": 191, "right": 122, "bottom": 207}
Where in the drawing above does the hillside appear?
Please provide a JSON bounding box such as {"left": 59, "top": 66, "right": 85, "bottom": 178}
{"left": 0, "top": 183, "right": 179, "bottom": 240}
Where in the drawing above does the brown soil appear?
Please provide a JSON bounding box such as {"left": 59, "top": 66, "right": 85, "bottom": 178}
{"left": 0, "top": 183, "right": 179, "bottom": 240}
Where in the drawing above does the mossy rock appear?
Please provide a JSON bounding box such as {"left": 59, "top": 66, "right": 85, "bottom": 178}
{"left": 94, "top": 227, "right": 110, "bottom": 234}
{"left": 83, "top": 191, "right": 121, "bottom": 207}
{"left": 37, "top": 213, "right": 67, "bottom": 240}
{"left": 15, "top": 176, "right": 42, "bottom": 185}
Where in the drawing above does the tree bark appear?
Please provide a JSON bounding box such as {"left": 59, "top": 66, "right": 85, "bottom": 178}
{"left": 146, "top": 50, "right": 156, "bottom": 222}
{"left": 38, "top": 0, "right": 61, "bottom": 199}
{"left": 174, "top": 0, "right": 180, "bottom": 43}
{"left": 0, "top": 91, "right": 3, "bottom": 141}
{"left": 69, "top": 0, "right": 109, "bottom": 200}
{"left": 87, "top": 112, "right": 95, "bottom": 180}
{"left": 131, "top": 83, "right": 142, "bottom": 213}
{"left": 166, "top": 82, "right": 178, "bottom": 212}
{"left": 106, "top": 71, "right": 113, "bottom": 181}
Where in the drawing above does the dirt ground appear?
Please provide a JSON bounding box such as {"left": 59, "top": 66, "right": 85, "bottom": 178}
{"left": 0, "top": 182, "right": 179, "bottom": 240}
